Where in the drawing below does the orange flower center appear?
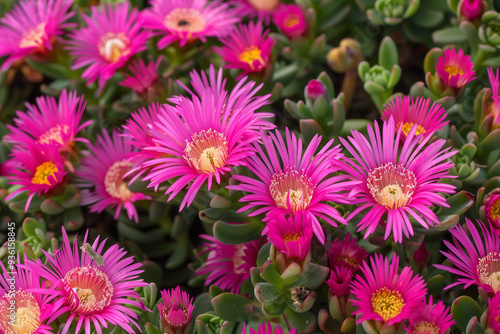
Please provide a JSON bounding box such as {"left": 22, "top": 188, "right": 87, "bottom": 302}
{"left": 164, "top": 8, "right": 206, "bottom": 38}
{"left": 19, "top": 23, "right": 47, "bottom": 50}
{"left": 183, "top": 129, "right": 228, "bottom": 174}
{"left": 104, "top": 160, "right": 135, "bottom": 201}
{"left": 98, "top": 33, "right": 130, "bottom": 63}
{"left": 238, "top": 46, "right": 265, "bottom": 70}
{"left": 336, "top": 255, "right": 360, "bottom": 269}
{"left": 269, "top": 168, "right": 316, "bottom": 213}
{"left": 37, "top": 124, "right": 70, "bottom": 146}
{"left": 412, "top": 321, "right": 440, "bottom": 334}
{"left": 399, "top": 122, "right": 426, "bottom": 137}
{"left": 247, "top": 0, "right": 280, "bottom": 11}
{"left": 0, "top": 290, "right": 41, "bottom": 334}
{"left": 371, "top": 287, "right": 405, "bottom": 321}
{"left": 282, "top": 232, "right": 302, "bottom": 242}
{"left": 284, "top": 14, "right": 301, "bottom": 28}
{"left": 488, "top": 196, "right": 500, "bottom": 222}
{"left": 31, "top": 161, "right": 58, "bottom": 185}
{"left": 444, "top": 65, "right": 464, "bottom": 80}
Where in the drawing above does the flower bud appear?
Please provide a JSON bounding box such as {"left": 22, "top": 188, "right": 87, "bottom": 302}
{"left": 459, "top": 0, "right": 485, "bottom": 21}
{"left": 327, "top": 38, "right": 363, "bottom": 73}
{"left": 272, "top": 4, "right": 308, "bottom": 39}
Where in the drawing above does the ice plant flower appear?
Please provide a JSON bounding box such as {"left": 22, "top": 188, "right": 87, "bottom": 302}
{"left": 242, "top": 323, "right": 296, "bottom": 334}
{"left": 5, "top": 142, "right": 67, "bottom": 211}
{"left": 119, "top": 57, "right": 163, "bottom": 101}
{"left": 484, "top": 192, "right": 500, "bottom": 231}
{"left": 486, "top": 67, "right": 500, "bottom": 131}
{"left": 234, "top": 0, "right": 281, "bottom": 24}
{"left": 66, "top": 2, "right": 149, "bottom": 91}
{"left": 305, "top": 79, "right": 328, "bottom": 101}
{"left": 196, "top": 235, "right": 262, "bottom": 293}
{"left": 25, "top": 227, "right": 147, "bottom": 334}
{"left": 382, "top": 96, "right": 448, "bottom": 139}
{"left": 229, "top": 128, "right": 351, "bottom": 244}
{"left": 459, "top": 0, "right": 484, "bottom": 21}
{"left": 326, "top": 266, "right": 353, "bottom": 297}
{"left": 328, "top": 233, "right": 368, "bottom": 272}
{"left": 76, "top": 129, "right": 148, "bottom": 222}
{"left": 140, "top": 0, "right": 238, "bottom": 49}
{"left": 5, "top": 90, "right": 90, "bottom": 153}
{"left": 217, "top": 22, "right": 275, "bottom": 80}
{"left": 406, "top": 296, "right": 455, "bottom": 334}
{"left": 488, "top": 292, "right": 500, "bottom": 332}
{"left": 0, "top": 0, "right": 75, "bottom": 70}
{"left": 339, "top": 117, "right": 456, "bottom": 243}
{"left": 350, "top": 254, "right": 427, "bottom": 327}
{"left": 272, "top": 4, "right": 308, "bottom": 39}
{"left": 435, "top": 48, "right": 476, "bottom": 89}
{"left": 435, "top": 218, "right": 500, "bottom": 294}
{"left": 158, "top": 286, "right": 194, "bottom": 334}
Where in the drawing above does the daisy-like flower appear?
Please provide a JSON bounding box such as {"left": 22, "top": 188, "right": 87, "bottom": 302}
{"left": 339, "top": 117, "right": 457, "bottom": 243}
{"left": 435, "top": 218, "right": 500, "bottom": 294}
{"left": 484, "top": 192, "right": 500, "bottom": 231}
{"left": 5, "top": 90, "right": 90, "bottom": 153}
{"left": 328, "top": 233, "right": 368, "bottom": 272}
{"left": 5, "top": 142, "right": 67, "bottom": 211}
{"left": 66, "top": 2, "right": 149, "bottom": 91}
{"left": 486, "top": 67, "right": 500, "bottom": 131}
{"left": 76, "top": 129, "right": 148, "bottom": 222}
{"left": 435, "top": 48, "right": 476, "bottom": 89}
{"left": 488, "top": 292, "right": 500, "bottom": 332}
{"left": 25, "top": 227, "right": 148, "bottom": 334}
{"left": 119, "top": 57, "right": 163, "bottom": 101}
{"left": 217, "top": 22, "right": 275, "bottom": 80}
{"left": 350, "top": 254, "right": 427, "bottom": 327}
{"left": 229, "top": 128, "right": 351, "bottom": 244}
{"left": 158, "top": 286, "right": 194, "bottom": 334}
{"left": 140, "top": 0, "right": 238, "bottom": 49}
{"left": 242, "top": 323, "right": 296, "bottom": 334}
{"left": 406, "top": 296, "right": 455, "bottom": 334}
{"left": 234, "top": 0, "right": 281, "bottom": 24}
{"left": 382, "top": 96, "right": 448, "bottom": 139}
{"left": 0, "top": 0, "right": 74, "bottom": 70}
{"left": 196, "top": 235, "right": 262, "bottom": 293}
{"left": 326, "top": 266, "right": 353, "bottom": 297}
{"left": 272, "top": 4, "right": 308, "bottom": 39}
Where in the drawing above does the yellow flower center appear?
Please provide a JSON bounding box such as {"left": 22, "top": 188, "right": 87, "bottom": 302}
{"left": 98, "top": 33, "right": 130, "bottom": 63}
{"left": 37, "top": 124, "right": 70, "bottom": 147}
{"left": 31, "top": 161, "right": 58, "bottom": 185}
{"left": 238, "top": 46, "right": 265, "bottom": 70}
{"left": 247, "top": 0, "right": 280, "bottom": 11}
{"left": 477, "top": 252, "right": 500, "bottom": 293}
{"left": 183, "top": 129, "right": 228, "bottom": 174}
{"left": 282, "top": 232, "right": 302, "bottom": 242}
{"left": 400, "top": 122, "right": 426, "bottom": 137}
{"left": 19, "top": 23, "right": 47, "bottom": 49}
{"left": 284, "top": 14, "right": 301, "bottom": 28}
{"left": 0, "top": 291, "right": 41, "bottom": 334}
{"left": 444, "top": 65, "right": 464, "bottom": 80}
{"left": 269, "top": 168, "right": 316, "bottom": 213}
{"left": 336, "top": 255, "right": 360, "bottom": 269}
{"left": 371, "top": 287, "right": 405, "bottom": 321}
{"left": 489, "top": 196, "right": 500, "bottom": 221}
{"left": 104, "top": 160, "right": 135, "bottom": 201}
{"left": 164, "top": 8, "right": 206, "bottom": 38}
{"left": 412, "top": 320, "right": 441, "bottom": 334}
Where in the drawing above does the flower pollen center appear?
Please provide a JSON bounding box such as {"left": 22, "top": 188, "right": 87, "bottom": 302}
{"left": 477, "top": 252, "right": 500, "bottom": 293}
{"left": 19, "top": 22, "right": 47, "bottom": 50}
{"left": 233, "top": 243, "right": 248, "bottom": 275}
{"left": 284, "top": 14, "right": 301, "bottom": 28}
{"left": 238, "top": 46, "right": 264, "bottom": 70}
{"left": 37, "top": 124, "right": 70, "bottom": 147}
{"left": 104, "top": 160, "right": 135, "bottom": 201}
{"left": 367, "top": 162, "right": 416, "bottom": 209}
{"left": 371, "top": 287, "right": 405, "bottom": 321}
{"left": 269, "top": 168, "right": 316, "bottom": 213}
{"left": 183, "top": 129, "right": 228, "bottom": 174}
{"left": 444, "top": 65, "right": 464, "bottom": 79}
{"left": 164, "top": 8, "right": 206, "bottom": 37}
{"left": 31, "top": 161, "right": 58, "bottom": 185}
{"left": 412, "top": 320, "right": 441, "bottom": 334}
{"left": 282, "top": 232, "right": 302, "bottom": 242}
{"left": 400, "top": 122, "right": 426, "bottom": 136}
{"left": 0, "top": 291, "right": 41, "bottom": 334}
{"left": 163, "top": 304, "right": 190, "bottom": 328}
{"left": 247, "top": 0, "right": 280, "bottom": 11}
{"left": 98, "top": 33, "right": 130, "bottom": 63}
{"left": 487, "top": 195, "right": 500, "bottom": 223}
{"left": 336, "top": 255, "right": 360, "bottom": 268}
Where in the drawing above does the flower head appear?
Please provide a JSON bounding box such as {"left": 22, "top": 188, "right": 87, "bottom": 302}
{"left": 435, "top": 218, "right": 500, "bottom": 294}
{"left": 158, "top": 286, "right": 194, "bottom": 333}
{"left": 5, "top": 90, "right": 90, "bottom": 153}
{"left": 242, "top": 322, "right": 296, "bottom": 334}
{"left": 216, "top": 22, "right": 275, "bottom": 80}
{"left": 339, "top": 117, "right": 456, "bottom": 243}
{"left": 435, "top": 48, "right": 476, "bottom": 89}
{"left": 119, "top": 57, "right": 163, "bottom": 101}
{"left": 382, "top": 96, "right": 448, "bottom": 139}
{"left": 140, "top": 0, "right": 238, "bottom": 49}
{"left": 328, "top": 234, "right": 368, "bottom": 272}
{"left": 0, "top": 0, "right": 74, "bottom": 70}
{"left": 484, "top": 192, "right": 500, "bottom": 231}
{"left": 406, "top": 296, "right": 455, "bottom": 334}
{"left": 66, "top": 2, "right": 148, "bottom": 91}
{"left": 459, "top": 0, "right": 484, "bottom": 21}
{"left": 234, "top": 0, "right": 281, "bottom": 24}
{"left": 486, "top": 67, "right": 500, "bottom": 131}
{"left": 196, "top": 235, "right": 262, "bottom": 293}
{"left": 350, "top": 254, "right": 427, "bottom": 326}
{"left": 76, "top": 129, "right": 148, "bottom": 222}
{"left": 24, "top": 227, "right": 147, "bottom": 334}
{"left": 326, "top": 266, "right": 353, "bottom": 297}
{"left": 272, "top": 4, "right": 308, "bottom": 39}
{"left": 305, "top": 79, "right": 328, "bottom": 101}
{"left": 488, "top": 292, "right": 500, "bottom": 332}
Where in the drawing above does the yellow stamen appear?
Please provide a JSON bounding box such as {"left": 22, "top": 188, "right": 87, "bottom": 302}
{"left": 400, "top": 122, "right": 426, "bottom": 136}
{"left": 238, "top": 46, "right": 264, "bottom": 70}
{"left": 371, "top": 287, "right": 405, "bottom": 321}
{"left": 412, "top": 321, "right": 440, "bottom": 334}
{"left": 98, "top": 33, "right": 130, "bottom": 63}
{"left": 19, "top": 23, "right": 47, "bottom": 49}
{"left": 31, "top": 161, "right": 58, "bottom": 185}
{"left": 104, "top": 160, "right": 135, "bottom": 201}
{"left": 282, "top": 232, "right": 301, "bottom": 242}
{"left": 247, "top": 0, "right": 280, "bottom": 11}
{"left": 284, "top": 14, "right": 300, "bottom": 28}
{"left": 444, "top": 65, "right": 464, "bottom": 81}
{"left": 0, "top": 291, "right": 41, "bottom": 334}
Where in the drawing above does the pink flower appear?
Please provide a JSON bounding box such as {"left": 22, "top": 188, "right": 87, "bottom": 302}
{"left": 158, "top": 286, "right": 194, "bottom": 333}
{"left": 339, "top": 117, "right": 456, "bottom": 243}
{"left": 326, "top": 267, "right": 353, "bottom": 297}
{"left": 328, "top": 233, "right": 368, "bottom": 272}
{"left": 119, "top": 57, "right": 163, "bottom": 100}
{"left": 216, "top": 22, "right": 275, "bottom": 80}
{"left": 66, "top": 2, "right": 149, "bottom": 91}
{"left": 0, "top": 0, "right": 74, "bottom": 70}
{"left": 406, "top": 296, "right": 455, "bottom": 334}
{"left": 382, "top": 96, "right": 448, "bottom": 140}
{"left": 435, "top": 48, "right": 476, "bottom": 89}
{"left": 24, "top": 227, "right": 148, "bottom": 334}
{"left": 229, "top": 128, "right": 352, "bottom": 244}
{"left": 140, "top": 0, "right": 238, "bottom": 49}
{"left": 487, "top": 67, "right": 500, "bottom": 130}
{"left": 460, "top": 0, "right": 484, "bottom": 21}
{"left": 242, "top": 323, "right": 296, "bottom": 334}
{"left": 350, "top": 254, "right": 427, "bottom": 326}
{"left": 488, "top": 292, "right": 500, "bottom": 332}
{"left": 76, "top": 129, "right": 148, "bottom": 222}
{"left": 233, "top": 0, "right": 281, "bottom": 24}
{"left": 272, "top": 4, "right": 308, "bottom": 39}
{"left": 305, "top": 79, "right": 328, "bottom": 100}
{"left": 484, "top": 192, "right": 500, "bottom": 231}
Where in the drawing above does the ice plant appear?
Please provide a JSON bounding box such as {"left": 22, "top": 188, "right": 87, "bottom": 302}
{"left": 5, "top": 90, "right": 90, "bottom": 153}
{"left": 119, "top": 57, "right": 163, "bottom": 100}
{"left": 486, "top": 67, "right": 500, "bottom": 130}
{"left": 326, "top": 266, "right": 353, "bottom": 297}
{"left": 230, "top": 128, "right": 351, "bottom": 244}
{"left": 435, "top": 48, "right": 476, "bottom": 89}
{"left": 5, "top": 142, "right": 67, "bottom": 211}
{"left": 66, "top": 2, "right": 149, "bottom": 91}
{"left": 484, "top": 192, "right": 500, "bottom": 231}
{"left": 459, "top": 0, "right": 484, "bottom": 21}
{"left": 76, "top": 129, "right": 148, "bottom": 222}
{"left": 406, "top": 296, "right": 455, "bottom": 334}
{"left": 339, "top": 117, "right": 456, "bottom": 243}
{"left": 350, "top": 254, "right": 427, "bottom": 327}
{"left": 196, "top": 235, "right": 262, "bottom": 293}
{"left": 305, "top": 79, "right": 328, "bottom": 101}
{"left": 234, "top": 0, "right": 281, "bottom": 24}
{"left": 25, "top": 227, "right": 147, "bottom": 334}
{"left": 0, "top": 0, "right": 74, "bottom": 70}
{"left": 272, "top": 4, "right": 308, "bottom": 39}
{"left": 435, "top": 218, "right": 500, "bottom": 294}
{"left": 328, "top": 233, "right": 368, "bottom": 272}
{"left": 140, "top": 0, "right": 238, "bottom": 49}
{"left": 242, "top": 322, "right": 296, "bottom": 334}
{"left": 488, "top": 292, "right": 500, "bottom": 332}
{"left": 158, "top": 286, "right": 194, "bottom": 334}
{"left": 217, "top": 22, "right": 275, "bottom": 80}
{"left": 382, "top": 96, "right": 448, "bottom": 139}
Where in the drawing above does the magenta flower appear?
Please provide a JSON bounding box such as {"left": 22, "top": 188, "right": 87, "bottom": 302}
{"left": 488, "top": 292, "right": 500, "bottom": 332}
{"left": 66, "top": 2, "right": 149, "bottom": 91}
{"left": 435, "top": 219, "right": 500, "bottom": 294}
{"left": 5, "top": 90, "right": 90, "bottom": 153}
{"left": 460, "top": 0, "right": 484, "bottom": 21}
{"left": 217, "top": 22, "right": 275, "bottom": 80}
{"left": 119, "top": 57, "right": 163, "bottom": 100}
{"left": 5, "top": 142, "right": 67, "bottom": 211}
{"left": 0, "top": 0, "right": 74, "bottom": 70}
{"left": 140, "top": 0, "right": 238, "bottom": 49}
{"left": 326, "top": 267, "right": 353, "bottom": 297}
{"left": 234, "top": 0, "right": 281, "bottom": 24}
{"left": 158, "top": 286, "right": 194, "bottom": 333}
{"left": 406, "top": 296, "right": 455, "bottom": 334}
{"left": 484, "top": 192, "right": 500, "bottom": 231}
{"left": 487, "top": 67, "right": 500, "bottom": 130}
{"left": 25, "top": 227, "right": 148, "bottom": 334}
{"left": 350, "top": 254, "right": 427, "bottom": 326}
{"left": 328, "top": 233, "right": 368, "bottom": 272}
{"left": 382, "top": 96, "right": 448, "bottom": 139}
{"left": 272, "top": 4, "right": 308, "bottom": 39}
{"left": 76, "top": 129, "right": 148, "bottom": 222}
{"left": 339, "top": 117, "right": 456, "bottom": 243}
{"left": 196, "top": 235, "right": 262, "bottom": 293}
{"left": 305, "top": 79, "right": 328, "bottom": 100}
{"left": 242, "top": 323, "right": 296, "bottom": 334}
{"left": 229, "top": 128, "right": 352, "bottom": 244}
{"left": 435, "top": 48, "right": 476, "bottom": 89}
